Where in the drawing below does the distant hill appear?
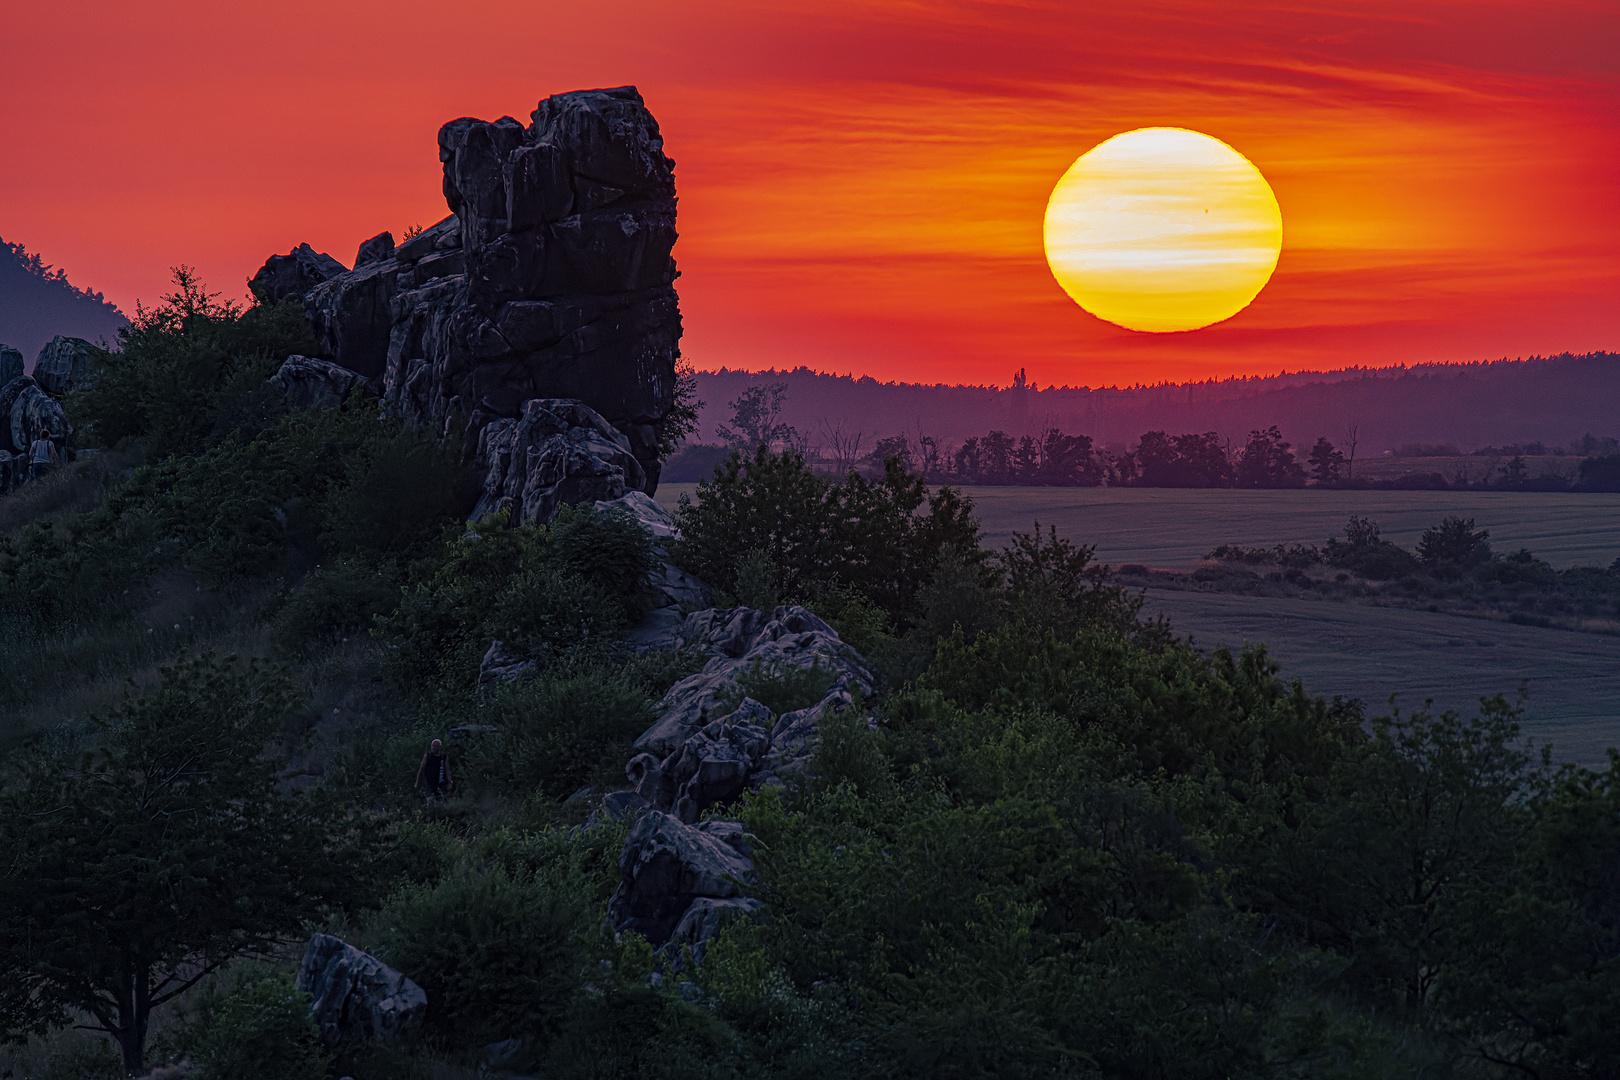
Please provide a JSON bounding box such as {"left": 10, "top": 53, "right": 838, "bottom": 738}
{"left": 692, "top": 354, "right": 1620, "bottom": 458}
{"left": 0, "top": 237, "right": 127, "bottom": 367}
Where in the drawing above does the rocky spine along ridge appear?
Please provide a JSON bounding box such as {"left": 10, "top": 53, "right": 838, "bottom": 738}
{"left": 253, "top": 86, "right": 682, "bottom": 490}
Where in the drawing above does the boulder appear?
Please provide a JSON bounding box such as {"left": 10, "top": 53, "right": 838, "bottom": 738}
{"left": 662, "top": 709, "right": 773, "bottom": 823}
{"left": 33, "top": 336, "right": 97, "bottom": 396}
{"left": 296, "top": 933, "right": 426, "bottom": 1045}
{"left": 667, "top": 897, "right": 762, "bottom": 963}
{"left": 479, "top": 638, "right": 535, "bottom": 685}
{"left": 607, "top": 811, "right": 754, "bottom": 945}
{"left": 355, "top": 231, "right": 396, "bottom": 268}
{"left": 6, "top": 379, "right": 71, "bottom": 457}
{"left": 0, "top": 346, "right": 23, "bottom": 385}
{"left": 288, "top": 86, "right": 680, "bottom": 487}
{"left": 271, "top": 355, "right": 361, "bottom": 409}
{"left": 471, "top": 397, "right": 646, "bottom": 526}
{"left": 633, "top": 606, "right": 872, "bottom": 757}
{"left": 250, "top": 243, "right": 347, "bottom": 305}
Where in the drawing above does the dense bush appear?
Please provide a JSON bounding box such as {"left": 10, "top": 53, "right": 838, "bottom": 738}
{"left": 167, "top": 973, "right": 329, "bottom": 1080}
{"left": 372, "top": 865, "right": 588, "bottom": 1048}
{"left": 673, "top": 447, "right": 980, "bottom": 622}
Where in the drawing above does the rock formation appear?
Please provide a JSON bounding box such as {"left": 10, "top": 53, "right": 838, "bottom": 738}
{"left": 249, "top": 243, "right": 347, "bottom": 306}
{"left": 255, "top": 85, "right": 682, "bottom": 488}
{"left": 0, "top": 346, "right": 22, "bottom": 385}
{"left": 0, "top": 374, "right": 69, "bottom": 474}
{"left": 471, "top": 398, "right": 646, "bottom": 526}
{"left": 599, "top": 604, "right": 873, "bottom": 948}
{"left": 33, "top": 335, "right": 97, "bottom": 396}
{"left": 297, "top": 933, "right": 427, "bottom": 1045}
{"left": 271, "top": 355, "right": 362, "bottom": 410}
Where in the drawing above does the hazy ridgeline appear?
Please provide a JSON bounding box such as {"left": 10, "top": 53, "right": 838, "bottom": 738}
{"left": 0, "top": 238, "right": 127, "bottom": 363}
{"left": 690, "top": 354, "right": 1620, "bottom": 462}
{"left": 1, "top": 277, "right": 1617, "bottom": 1079}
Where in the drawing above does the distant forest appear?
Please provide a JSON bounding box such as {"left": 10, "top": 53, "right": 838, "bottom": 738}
{"left": 0, "top": 237, "right": 126, "bottom": 364}
{"left": 668, "top": 362, "right": 1620, "bottom": 491}
{"left": 687, "top": 353, "right": 1620, "bottom": 465}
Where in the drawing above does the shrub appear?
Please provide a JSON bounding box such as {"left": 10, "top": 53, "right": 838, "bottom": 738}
{"left": 270, "top": 556, "right": 402, "bottom": 655}
{"left": 673, "top": 447, "right": 982, "bottom": 623}
{"left": 469, "top": 668, "right": 658, "bottom": 799}
{"left": 1417, "top": 515, "right": 1492, "bottom": 568}
{"left": 371, "top": 866, "right": 588, "bottom": 1047}
{"left": 173, "top": 973, "right": 328, "bottom": 1080}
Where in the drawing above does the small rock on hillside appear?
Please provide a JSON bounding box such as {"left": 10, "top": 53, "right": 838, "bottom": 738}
{"left": 297, "top": 933, "right": 427, "bottom": 1045}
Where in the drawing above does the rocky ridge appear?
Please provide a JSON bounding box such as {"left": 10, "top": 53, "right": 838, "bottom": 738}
{"left": 252, "top": 85, "right": 681, "bottom": 490}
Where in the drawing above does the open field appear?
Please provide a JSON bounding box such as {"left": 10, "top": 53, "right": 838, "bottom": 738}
{"left": 655, "top": 483, "right": 1620, "bottom": 762}
{"left": 1142, "top": 589, "right": 1620, "bottom": 766}
{"left": 655, "top": 484, "right": 1620, "bottom": 569}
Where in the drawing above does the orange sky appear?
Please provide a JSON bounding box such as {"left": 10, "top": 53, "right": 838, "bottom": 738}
{"left": 1, "top": 0, "right": 1616, "bottom": 387}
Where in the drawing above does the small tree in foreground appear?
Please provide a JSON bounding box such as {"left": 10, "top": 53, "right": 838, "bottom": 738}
{"left": 0, "top": 658, "right": 362, "bottom": 1075}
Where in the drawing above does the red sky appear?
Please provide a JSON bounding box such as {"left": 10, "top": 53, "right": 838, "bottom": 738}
{"left": 2, "top": 0, "right": 1616, "bottom": 387}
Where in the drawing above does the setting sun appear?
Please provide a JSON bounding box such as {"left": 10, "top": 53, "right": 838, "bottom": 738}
{"left": 1043, "top": 127, "right": 1283, "bottom": 334}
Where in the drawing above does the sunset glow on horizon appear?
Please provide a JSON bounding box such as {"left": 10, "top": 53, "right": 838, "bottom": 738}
{"left": 1, "top": 0, "right": 1616, "bottom": 388}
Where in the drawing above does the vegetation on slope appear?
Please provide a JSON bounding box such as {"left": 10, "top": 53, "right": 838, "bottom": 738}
{"left": 0, "top": 275, "right": 1616, "bottom": 1079}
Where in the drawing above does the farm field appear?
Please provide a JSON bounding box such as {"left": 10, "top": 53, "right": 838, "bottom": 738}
{"left": 655, "top": 482, "right": 1620, "bottom": 763}
{"left": 1142, "top": 589, "right": 1620, "bottom": 766}
{"left": 655, "top": 484, "right": 1620, "bottom": 569}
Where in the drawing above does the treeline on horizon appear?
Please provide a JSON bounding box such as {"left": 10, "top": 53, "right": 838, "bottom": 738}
{"left": 685, "top": 353, "right": 1620, "bottom": 462}
{"left": 0, "top": 237, "right": 127, "bottom": 363}
{"left": 672, "top": 383, "right": 1620, "bottom": 491}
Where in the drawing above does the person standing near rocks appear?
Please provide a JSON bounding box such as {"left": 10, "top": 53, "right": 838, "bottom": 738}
{"left": 414, "top": 739, "right": 453, "bottom": 800}
{"left": 28, "top": 427, "right": 58, "bottom": 483}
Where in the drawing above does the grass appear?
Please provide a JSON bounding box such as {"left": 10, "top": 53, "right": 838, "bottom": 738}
{"left": 1141, "top": 588, "right": 1620, "bottom": 766}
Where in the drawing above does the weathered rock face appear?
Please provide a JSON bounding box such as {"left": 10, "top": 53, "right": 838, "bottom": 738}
{"left": 297, "top": 933, "right": 427, "bottom": 1045}
{"left": 278, "top": 86, "right": 680, "bottom": 485}
{"left": 0, "top": 346, "right": 22, "bottom": 386}
{"left": 249, "top": 243, "right": 347, "bottom": 306}
{"left": 0, "top": 376, "right": 70, "bottom": 458}
{"left": 608, "top": 812, "right": 755, "bottom": 946}
{"left": 33, "top": 336, "right": 97, "bottom": 396}
{"left": 634, "top": 606, "right": 873, "bottom": 757}
{"left": 471, "top": 397, "right": 646, "bottom": 526}
{"left": 271, "top": 355, "right": 362, "bottom": 409}
{"left": 355, "top": 231, "right": 396, "bottom": 268}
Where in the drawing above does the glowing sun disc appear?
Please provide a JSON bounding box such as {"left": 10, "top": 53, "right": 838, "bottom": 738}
{"left": 1043, "top": 128, "right": 1282, "bottom": 333}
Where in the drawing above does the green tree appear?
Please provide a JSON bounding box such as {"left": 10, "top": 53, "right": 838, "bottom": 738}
{"left": 1307, "top": 436, "right": 1346, "bottom": 485}
{"left": 715, "top": 382, "right": 796, "bottom": 451}
{"left": 1416, "top": 515, "right": 1491, "bottom": 568}
{"left": 0, "top": 658, "right": 361, "bottom": 1075}
{"left": 1236, "top": 425, "right": 1306, "bottom": 488}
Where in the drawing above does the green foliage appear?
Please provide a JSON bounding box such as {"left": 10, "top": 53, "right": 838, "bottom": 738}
{"left": 732, "top": 547, "right": 781, "bottom": 611}
{"left": 375, "top": 506, "right": 652, "bottom": 691}
{"left": 654, "top": 360, "right": 704, "bottom": 460}
{"left": 998, "top": 522, "right": 1143, "bottom": 637}
{"left": 372, "top": 865, "right": 588, "bottom": 1047}
{"left": 170, "top": 973, "right": 329, "bottom": 1080}
{"left": 1323, "top": 515, "right": 1421, "bottom": 579}
{"left": 270, "top": 555, "right": 402, "bottom": 655}
{"left": 0, "top": 657, "right": 365, "bottom": 1074}
{"left": 719, "top": 658, "right": 838, "bottom": 718}
{"left": 673, "top": 447, "right": 982, "bottom": 622}
{"left": 68, "top": 269, "right": 315, "bottom": 454}
{"left": 466, "top": 667, "right": 658, "bottom": 799}
{"left": 1417, "top": 514, "right": 1492, "bottom": 568}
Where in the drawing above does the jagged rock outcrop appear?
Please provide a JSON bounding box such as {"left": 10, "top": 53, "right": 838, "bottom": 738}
{"left": 249, "top": 243, "right": 347, "bottom": 306}
{"left": 271, "top": 355, "right": 362, "bottom": 409}
{"left": 255, "top": 86, "right": 681, "bottom": 485}
{"left": 602, "top": 604, "right": 873, "bottom": 952}
{"left": 0, "top": 346, "right": 22, "bottom": 385}
{"left": 0, "top": 376, "right": 69, "bottom": 459}
{"left": 608, "top": 812, "right": 756, "bottom": 946}
{"left": 33, "top": 335, "right": 96, "bottom": 396}
{"left": 471, "top": 397, "right": 646, "bottom": 526}
{"left": 633, "top": 606, "right": 873, "bottom": 757}
{"left": 355, "top": 231, "right": 396, "bottom": 268}
{"left": 297, "top": 933, "right": 427, "bottom": 1045}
